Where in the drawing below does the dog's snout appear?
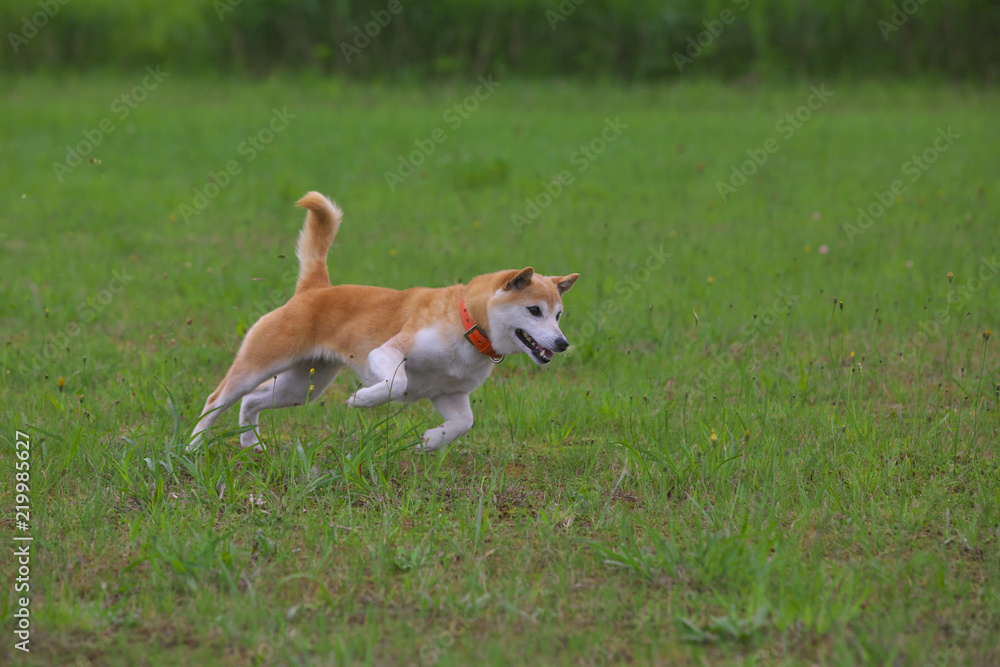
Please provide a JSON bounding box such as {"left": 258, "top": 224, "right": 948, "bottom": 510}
{"left": 554, "top": 337, "right": 569, "bottom": 352}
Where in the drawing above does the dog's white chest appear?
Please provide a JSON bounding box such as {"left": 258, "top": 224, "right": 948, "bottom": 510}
{"left": 402, "top": 328, "right": 493, "bottom": 400}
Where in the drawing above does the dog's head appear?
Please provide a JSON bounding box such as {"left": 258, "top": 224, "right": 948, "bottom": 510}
{"left": 487, "top": 267, "right": 579, "bottom": 365}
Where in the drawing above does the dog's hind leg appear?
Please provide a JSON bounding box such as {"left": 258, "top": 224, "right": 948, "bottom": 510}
{"left": 238, "top": 360, "right": 341, "bottom": 451}
{"left": 187, "top": 310, "right": 307, "bottom": 452}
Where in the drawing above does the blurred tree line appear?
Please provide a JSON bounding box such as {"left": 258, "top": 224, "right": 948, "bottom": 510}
{"left": 3, "top": 0, "right": 998, "bottom": 80}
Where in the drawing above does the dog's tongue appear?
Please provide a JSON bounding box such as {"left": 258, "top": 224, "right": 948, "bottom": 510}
{"left": 542, "top": 348, "right": 554, "bottom": 360}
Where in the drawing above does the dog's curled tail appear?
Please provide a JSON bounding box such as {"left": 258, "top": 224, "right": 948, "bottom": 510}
{"left": 294, "top": 191, "right": 343, "bottom": 293}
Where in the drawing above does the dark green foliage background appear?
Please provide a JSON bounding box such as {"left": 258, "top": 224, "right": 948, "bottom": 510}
{"left": 3, "top": 0, "right": 999, "bottom": 80}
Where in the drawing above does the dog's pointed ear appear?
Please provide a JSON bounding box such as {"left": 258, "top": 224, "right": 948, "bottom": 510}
{"left": 551, "top": 273, "right": 579, "bottom": 295}
{"left": 503, "top": 267, "right": 534, "bottom": 291}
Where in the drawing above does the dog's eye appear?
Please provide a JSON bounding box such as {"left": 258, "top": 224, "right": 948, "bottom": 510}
{"left": 556, "top": 311, "right": 562, "bottom": 321}
{"left": 527, "top": 306, "right": 542, "bottom": 317}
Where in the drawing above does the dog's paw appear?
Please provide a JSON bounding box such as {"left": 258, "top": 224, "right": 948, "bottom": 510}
{"left": 419, "top": 426, "right": 448, "bottom": 453}
{"left": 240, "top": 430, "right": 261, "bottom": 451}
{"left": 185, "top": 435, "right": 204, "bottom": 453}
{"left": 347, "top": 386, "right": 389, "bottom": 408}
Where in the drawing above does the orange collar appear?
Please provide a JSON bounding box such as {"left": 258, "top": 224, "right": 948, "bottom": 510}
{"left": 460, "top": 298, "right": 503, "bottom": 363}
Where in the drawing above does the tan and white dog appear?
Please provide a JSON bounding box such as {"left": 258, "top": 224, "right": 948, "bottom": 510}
{"left": 188, "top": 192, "right": 579, "bottom": 453}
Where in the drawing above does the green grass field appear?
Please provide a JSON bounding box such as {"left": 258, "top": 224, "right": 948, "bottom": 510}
{"left": 2, "top": 76, "right": 999, "bottom": 666}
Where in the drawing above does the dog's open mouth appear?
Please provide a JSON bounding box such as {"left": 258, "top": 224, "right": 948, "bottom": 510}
{"left": 516, "top": 329, "right": 554, "bottom": 365}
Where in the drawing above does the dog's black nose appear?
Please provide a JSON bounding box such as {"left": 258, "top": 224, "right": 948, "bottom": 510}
{"left": 554, "top": 338, "right": 569, "bottom": 352}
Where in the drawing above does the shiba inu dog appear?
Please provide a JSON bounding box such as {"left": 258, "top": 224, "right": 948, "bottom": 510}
{"left": 188, "top": 192, "right": 579, "bottom": 453}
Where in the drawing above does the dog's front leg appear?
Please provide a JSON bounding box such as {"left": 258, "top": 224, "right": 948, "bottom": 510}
{"left": 420, "top": 393, "right": 474, "bottom": 452}
{"left": 347, "top": 345, "right": 408, "bottom": 408}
